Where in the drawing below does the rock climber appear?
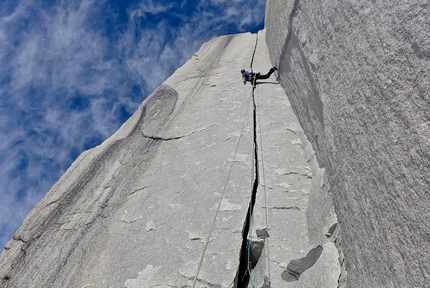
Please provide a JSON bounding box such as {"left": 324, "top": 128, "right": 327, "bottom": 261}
{"left": 240, "top": 67, "right": 277, "bottom": 87}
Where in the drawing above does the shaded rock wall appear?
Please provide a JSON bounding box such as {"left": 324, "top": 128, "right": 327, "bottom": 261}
{"left": 266, "top": 0, "right": 430, "bottom": 287}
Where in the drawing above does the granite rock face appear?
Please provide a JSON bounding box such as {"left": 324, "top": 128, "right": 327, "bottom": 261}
{"left": 0, "top": 30, "right": 341, "bottom": 287}
{"left": 266, "top": 0, "right": 430, "bottom": 287}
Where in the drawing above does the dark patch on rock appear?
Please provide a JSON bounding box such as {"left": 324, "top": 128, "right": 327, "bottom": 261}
{"left": 325, "top": 223, "right": 337, "bottom": 238}
{"left": 261, "top": 275, "right": 271, "bottom": 288}
{"left": 281, "top": 245, "right": 323, "bottom": 282}
{"left": 256, "top": 229, "right": 270, "bottom": 239}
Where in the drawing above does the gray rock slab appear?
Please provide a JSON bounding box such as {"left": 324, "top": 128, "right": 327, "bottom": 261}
{"left": 266, "top": 0, "right": 430, "bottom": 287}
{"left": 0, "top": 32, "right": 258, "bottom": 288}
{"left": 0, "top": 28, "right": 341, "bottom": 288}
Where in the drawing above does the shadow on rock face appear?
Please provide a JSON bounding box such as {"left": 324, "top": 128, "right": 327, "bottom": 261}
{"left": 281, "top": 245, "right": 323, "bottom": 282}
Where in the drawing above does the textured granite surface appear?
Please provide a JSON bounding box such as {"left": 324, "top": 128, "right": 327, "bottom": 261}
{"left": 266, "top": 0, "right": 430, "bottom": 287}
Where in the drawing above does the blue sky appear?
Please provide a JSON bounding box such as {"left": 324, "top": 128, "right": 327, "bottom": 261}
{"left": 0, "top": 0, "right": 265, "bottom": 248}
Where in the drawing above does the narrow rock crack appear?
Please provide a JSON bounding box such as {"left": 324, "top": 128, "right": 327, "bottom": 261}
{"left": 142, "top": 133, "right": 185, "bottom": 141}
{"left": 142, "top": 124, "right": 219, "bottom": 141}
{"left": 235, "top": 33, "right": 261, "bottom": 285}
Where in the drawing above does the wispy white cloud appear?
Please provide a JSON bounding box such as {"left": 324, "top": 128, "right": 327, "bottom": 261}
{"left": 0, "top": 0, "right": 125, "bottom": 247}
{"left": 131, "top": 0, "right": 176, "bottom": 17}
{"left": 0, "top": 0, "right": 265, "bottom": 248}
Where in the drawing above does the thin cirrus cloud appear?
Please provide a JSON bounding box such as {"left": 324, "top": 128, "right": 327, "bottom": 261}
{"left": 0, "top": 0, "right": 265, "bottom": 248}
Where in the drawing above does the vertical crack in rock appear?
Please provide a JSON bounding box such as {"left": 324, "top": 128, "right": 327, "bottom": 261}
{"left": 235, "top": 58, "right": 261, "bottom": 287}
{"left": 249, "top": 32, "right": 259, "bottom": 70}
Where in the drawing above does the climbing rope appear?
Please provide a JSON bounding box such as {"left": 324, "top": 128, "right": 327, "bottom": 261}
{"left": 247, "top": 31, "right": 272, "bottom": 288}
{"left": 249, "top": 32, "right": 258, "bottom": 72}
{"left": 256, "top": 84, "right": 271, "bottom": 284}
{"left": 247, "top": 85, "right": 258, "bottom": 288}
{"left": 246, "top": 32, "right": 260, "bottom": 288}
{"left": 192, "top": 86, "right": 253, "bottom": 287}
{"left": 193, "top": 32, "right": 272, "bottom": 287}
